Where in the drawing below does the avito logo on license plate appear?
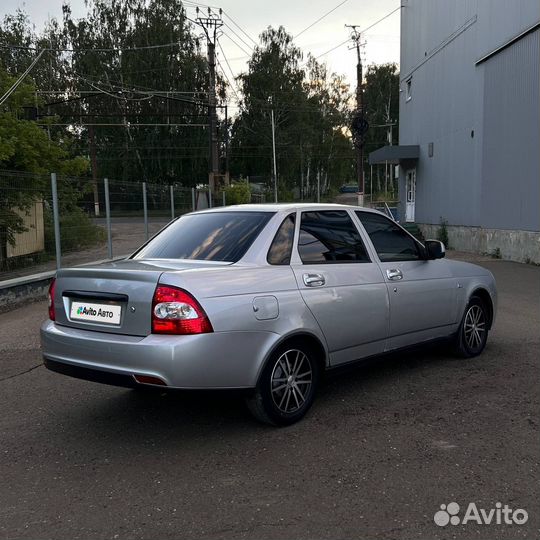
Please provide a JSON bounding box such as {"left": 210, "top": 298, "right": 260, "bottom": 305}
{"left": 70, "top": 301, "right": 122, "bottom": 325}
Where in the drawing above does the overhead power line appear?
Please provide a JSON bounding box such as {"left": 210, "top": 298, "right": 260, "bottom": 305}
{"left": 0, "top": 41, "right": 185, "bottom": 53}
{"left": 294, "top": 0, "right": 349, "bottom": 39}
{"left": 38, "top": 122, "right": 208, "bottom": 127}
{"left": 217, "top": 41, "right": 241, "bottom": 101}
{"left": 360, "top": 6, "right": 402, "bottom": 34}
{"left": 221, "top": 32, "right": 251, "bottom": 57}
{"left": 223, "top": 23, "right": 254, "bottom": 53}
{"left": 72, "top": 71, "right": 211, "bottom": 107}
{"left": 304, "top": 5, "right": 402, "bottom": 64}
{"left": 0, "top": 49, "right": 44, "bottom": 106}
{"left": 222, "top": 12, "right": 258, "bottom": 46}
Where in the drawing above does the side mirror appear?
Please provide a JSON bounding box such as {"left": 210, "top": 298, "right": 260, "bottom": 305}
{"left": 424, "top": 239, "right": 445, "bottom": 260}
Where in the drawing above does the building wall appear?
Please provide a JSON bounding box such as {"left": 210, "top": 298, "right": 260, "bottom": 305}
{"left": 6, "top": 202, "right": 45, "bottom": 258}
{"left": 398, "top": 0, "right": 540, "bottom": 252}
{"left": 479, "top": 29, "right": 540, "bottom": 231}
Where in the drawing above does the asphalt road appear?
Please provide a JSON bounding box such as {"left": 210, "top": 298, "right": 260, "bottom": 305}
{"left": 0, "top": 259, "right": 538, "bottom": 540}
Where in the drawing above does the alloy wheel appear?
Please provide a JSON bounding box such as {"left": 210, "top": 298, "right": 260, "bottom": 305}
{"left": 270, "top": 349, "right": 313, "bottom": 414}
{"left": 463, "top": 304, "right": 486, "bottom": 350}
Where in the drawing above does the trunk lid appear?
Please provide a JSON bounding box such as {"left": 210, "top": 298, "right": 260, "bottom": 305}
{"left": 53, "top": 258, "right": 231, "bottom": 336}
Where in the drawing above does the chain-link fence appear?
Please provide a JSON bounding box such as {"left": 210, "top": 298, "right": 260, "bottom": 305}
{"left": 0, "top": 169, "right": 355, "bottom": 283}
{"left": 0, "top": 170, "right": 53, "bottom": 279}
{"left": 0, "top": 171, "right": 198, "bottom": 282}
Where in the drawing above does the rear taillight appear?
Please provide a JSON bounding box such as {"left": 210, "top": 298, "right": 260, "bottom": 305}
{"left": 47, "top": 278, "right": 56, "bottom": 321}
{"left": 151, "top": 285, "right": 213, "bottom": 335}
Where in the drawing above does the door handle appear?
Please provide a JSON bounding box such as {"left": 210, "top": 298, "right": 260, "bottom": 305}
{"left": 303, "top": 273, "right": 325, "bottom": 287}
{"left": 386, "top": 268, "right": 403, "bottom": 281}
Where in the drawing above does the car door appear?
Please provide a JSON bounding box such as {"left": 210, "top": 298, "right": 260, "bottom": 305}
{"left": 290, "top": 210, "right": 389, "bottom": 366}
{"left": 354, "top": 211, "right": 458, "bottom": 350}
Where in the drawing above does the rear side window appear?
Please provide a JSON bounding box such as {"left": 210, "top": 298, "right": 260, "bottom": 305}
{"left": 356, "top": 211, "right": 422, "bottom": 262}
{"left": 132, "top": 211, "right": 273, "bottom": 262}
{"left": 267, "top": 213, "right": 296, "bottom": 265}
{"left": 298, "top": 211, "right": 370, "bottom": 264}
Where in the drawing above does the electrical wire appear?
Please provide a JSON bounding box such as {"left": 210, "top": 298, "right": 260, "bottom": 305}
{"left": 223, "top": 22, "right": 254, "bottom": 53}
{"left": 294, "top": 0, "right": 349, "bottom": 39}
{"left": 221, "top": 32, "right": 252, "bottom": 57}
{"left": 216, "top": 42, "right": 241, "bottom": 102}
{"left": 0, "top": 41, "right": 185, "bottom": 53}
{"left": 303, "top": 5, "right": 402, "bottom": 64}
{"left": 72, "top": 71, "right": 210, "bottom": 107}
{"left": 216, "top": 59, "right": 240, "bottom": 103}
{"left": 0, "top": 49, "right": 44, "bottom": 106}
{"left": 222, "top": 12, "right": 258, "bottom": 47}
{"left": 86, "top": 81, "right": 155, "bottom": 101}
{"left": 361, "top": 6, "right": 402, "bottom": 34}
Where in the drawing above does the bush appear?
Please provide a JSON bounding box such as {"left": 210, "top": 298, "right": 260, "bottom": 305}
{"left": 438, "top": 218, "right": 449, "bottom": 248}
{"left": 45, "top": 206, "right": 106, "bottom": 253}
{"left": 225, "top": 180, "right": 251, "bottom": 205}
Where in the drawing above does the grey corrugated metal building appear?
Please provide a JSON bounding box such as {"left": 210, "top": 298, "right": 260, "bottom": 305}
{"left": 370, "top": 0, "right": 540, "bottom": 263}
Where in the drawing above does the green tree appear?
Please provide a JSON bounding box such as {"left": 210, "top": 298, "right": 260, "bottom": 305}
{"left": 363, "top": 63, "right": 400, "bottom": 195}
{"left": 0, "top": 66, "right": 88, "bottom": 266}
{"left": 1, "top": 1, "right": 215, "bottom": 187}
{"left": 230, "top": 26, "right": 355, "bottom": 199}
{"left": 56, "top": 0, "right": 212, "bottom": 185}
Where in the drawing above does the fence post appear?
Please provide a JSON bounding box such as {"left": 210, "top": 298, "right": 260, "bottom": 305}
{"left": 191, "top": 187, "right": 196, "bottom": 211}
{"left": 170, "top": 185, "right": 175, "bottom": 220}
{"left": 222, "top": 191, "right": 226, "bottom": 206}
{"left": 208, "top": 186, "right": 212, "bottom": 208}
{"left": 104, "top": 178, "right": 113, "bottom": 259}
{"left": 142, "top": 181, "right": 149, "bottom": 240}
{"left": 50, "top": 173, "right": 62, "bottom": 270}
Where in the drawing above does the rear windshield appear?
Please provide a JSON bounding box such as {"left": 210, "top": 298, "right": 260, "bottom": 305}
{"left": 132, "top": 211, "right": 273, "bottom": 262}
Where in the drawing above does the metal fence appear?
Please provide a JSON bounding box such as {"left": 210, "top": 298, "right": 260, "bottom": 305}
{"left": 0, "top": 169, "right": 361, "bottom": 283}
{"left": 0, "top": 170, "right": 211, "bottom": 282}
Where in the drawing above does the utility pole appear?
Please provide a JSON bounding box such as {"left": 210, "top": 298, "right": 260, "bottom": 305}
{"left": 271, "top": 107, "right": 278, "bottom": 203}
{"left": 346, "top": 25, "right": 369, "bottom": 207}
{"left": 224, "top": 104, "right": 230, "bottom": 185}
{"left": 371, "top": 121, "right": 397, "bottom": 196}
{"left": 88, "top": 124, "right": 100, "bottom": 216}
{"left": 196, "top": 8, "right": 223, "bottom": 198}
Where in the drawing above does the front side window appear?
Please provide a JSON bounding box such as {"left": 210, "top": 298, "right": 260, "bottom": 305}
{"left": 297, "top": 211, "right": 370, "bottom": 264}
{"left": 267, "top": 214, "right": 296, "bottom": 265}
{"left": 132, "top": 211, "right": 273, "bottom": 263}
{"left": 356, "top": 211, "right": 422, "bottom": 262}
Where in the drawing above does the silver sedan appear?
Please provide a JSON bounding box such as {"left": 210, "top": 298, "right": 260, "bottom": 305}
{"left": 41, "top": 204, "right": 497, "bottom": 425}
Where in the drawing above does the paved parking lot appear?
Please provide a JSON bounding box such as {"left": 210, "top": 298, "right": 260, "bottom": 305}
{"left": 0, "top": 258, "right": 538, "bottom": 540}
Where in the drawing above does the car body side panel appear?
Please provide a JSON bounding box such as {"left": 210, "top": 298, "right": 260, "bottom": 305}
{"left": 377, "top": 259, "right": 458, "bottom": 347}
{"left": 445, "top": 261, "right": 498, "bottom": 327}
{"left": 291, "top": 262, "right": 389, "bottom": 364}
{"left": 158, "top": 266, "right": 326, "bottom": 339}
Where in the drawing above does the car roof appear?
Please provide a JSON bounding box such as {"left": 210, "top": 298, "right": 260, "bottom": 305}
{"left": 192, "top": 203, "right": 383, "bottom": 214}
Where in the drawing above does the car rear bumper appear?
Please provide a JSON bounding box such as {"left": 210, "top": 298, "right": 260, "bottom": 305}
{"left": 41, "top": 320, "right": 278, "bottom": 389}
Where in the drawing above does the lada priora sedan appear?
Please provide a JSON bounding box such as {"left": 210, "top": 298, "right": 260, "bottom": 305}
{"left": 42, "top": 204, "right": 497, "bottom": 425}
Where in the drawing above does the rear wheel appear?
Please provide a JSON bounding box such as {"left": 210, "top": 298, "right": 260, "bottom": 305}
{"left": 454, "top": 295, "right": 489, "bottom": 358}
{"left": 246, "top": 341, "right": 320, "bottom": 426}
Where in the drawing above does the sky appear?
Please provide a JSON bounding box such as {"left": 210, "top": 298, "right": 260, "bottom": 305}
{"left": 1, "top": 0, "right": 401, "bottom": 93}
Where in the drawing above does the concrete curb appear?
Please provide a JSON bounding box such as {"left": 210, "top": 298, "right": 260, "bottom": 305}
{"left": 0, "top": 255, "right": 128, "bottom": 313}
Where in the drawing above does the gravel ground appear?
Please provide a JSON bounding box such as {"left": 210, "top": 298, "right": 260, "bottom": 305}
{"left": 0, "top": 258, "right": 538, "bottom": 540}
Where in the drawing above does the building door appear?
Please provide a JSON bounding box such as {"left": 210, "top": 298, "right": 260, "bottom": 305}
{"left": 405, "top": 169, "right": 416, "bottom": 222}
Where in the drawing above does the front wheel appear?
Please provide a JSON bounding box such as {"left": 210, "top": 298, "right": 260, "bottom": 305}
{"left": 246, "top": 341, "right": 320, "bottom": 426}
{"left": 454, "top": 295, "right": 489, "bottom": 358}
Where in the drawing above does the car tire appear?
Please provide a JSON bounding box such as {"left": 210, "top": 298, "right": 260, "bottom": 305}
{"left": 454, "top": 295, "right": 489, "bottom": 358}
{"left": 246, "top": 340, "right": 320, "bottom": 426}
